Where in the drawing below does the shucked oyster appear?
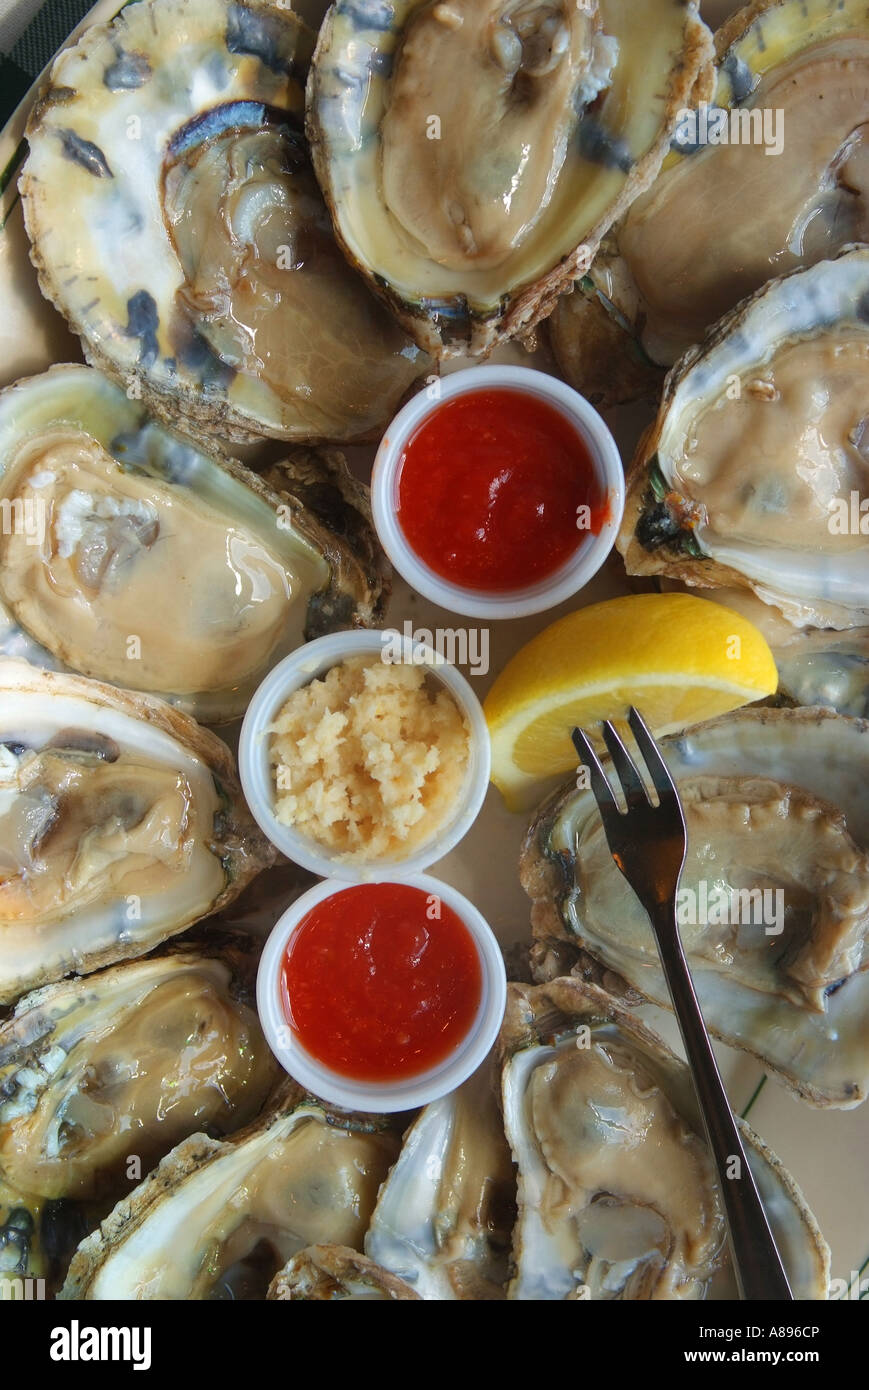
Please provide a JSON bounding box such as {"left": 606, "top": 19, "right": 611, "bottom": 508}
{"left": 364, "top": 1065, "right": 516, "bottom": 1299}
{"left": 20, "top": 0, "right": 428, "bottom": 444}
{"left": 60, "top": 1089, "right": 401, "bottom": 1299}
{"left": 0, "top": 366, "right": 388, "bottom": 723}
{"left": 0, "top": 938, "right": 276, "bottom": 1293}
{"left": 0, "top": 659, "right": 273, "bottom": 1004}
{"left": 307, "top": 0, "right": 712, "bottom": 357}
{"left": 501, "top": 979, "right": 829, "bottom": 1300}
{"left": 268, "top": 1245, "right": 420, "bottom": 1301}
{"left": 0, "top": 939, "right": 277, "bottom": 1203}
{"left": 523, "top": 706, "right": 869, "bottom": 1107}
{"left": 553, "top": 0, "right": 869, "bottom": 385}
{"left": 619, "top": 248, "right": 869, "bottom": 629}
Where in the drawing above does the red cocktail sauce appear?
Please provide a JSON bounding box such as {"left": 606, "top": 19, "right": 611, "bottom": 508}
{"left": 280, "top": 883, "right": 482, "bottom": 1083}
{"left": 396, "top": 388, "right": 609, "bottom": 591}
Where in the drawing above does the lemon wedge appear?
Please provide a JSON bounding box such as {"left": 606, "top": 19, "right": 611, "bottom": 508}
{"left": 484, "top": 593, "right": 779, "bottom": 810}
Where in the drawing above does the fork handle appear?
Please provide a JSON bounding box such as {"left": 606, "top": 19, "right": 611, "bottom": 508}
{"left": 649, "top": 901, "right": 794, "bottom": 1301}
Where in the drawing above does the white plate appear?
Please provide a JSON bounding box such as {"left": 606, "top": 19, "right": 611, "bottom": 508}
{"left": 0, "top": 0, "right": 866, "bottom": 1299}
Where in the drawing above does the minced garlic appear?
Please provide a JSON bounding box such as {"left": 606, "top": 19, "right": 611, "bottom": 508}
{"left": 268, "top": 655, "right": 470, "bottom": 861}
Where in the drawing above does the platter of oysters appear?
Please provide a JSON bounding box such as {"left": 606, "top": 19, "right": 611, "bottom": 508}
{"left": 0, "top": 0, "right": 868, "bottom": 1303}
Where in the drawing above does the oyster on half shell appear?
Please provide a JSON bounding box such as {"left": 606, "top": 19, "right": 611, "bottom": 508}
{"left": 524, "top": 706, "right": 869, "bottom": 1107}
{"left": 60, "top": 1089, "right": 402, "bottom": 1299}
{"left": 619, "top": 249, "right": 869, "bottom": 629}
{"left": 364, "top": 1065, "right": 516, "bottom": 1299}
{"left": 268, "top": 1245, "right": 420, "bottom": 1301}
{"left": 21, "top": 0, "right": 429, "bottom": 444}
{"left": 307, "top": 0, "right": 713, "bottom": 357}
{"left": 551, "top": 0, "right": 869, "bottom": 390}
{"left": 501, "top": 979, "right": 830, "bottom": 1300}
{"left": 0, "top": 659, "right": 274, "bottom": 1005}
{"left": 618, "top": 0, "right": 869, "bottom": 367}
{"left": 0, "top": 366, "right": 388, "bottom": 723}
{"left": 0, "top": 938, "right": 277, "bottom": 1204}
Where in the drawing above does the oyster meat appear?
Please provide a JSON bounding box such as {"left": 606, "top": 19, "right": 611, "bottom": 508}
{"left": 307, "top": 0, "right": 712, "bottom": 356}
{"left": 0, "top": 366, "right": 388, "bottom": 722}
{"left": 524, "top": 706, "right": 869, "bottom": 1106}
{"left": 60, "top": 1090, "right": 401, "bottom": 1299}
{"left": 554, "top": 0, "right": 869, "bottom": 381}
{"left": 0, "top": 940, "right": 277, "bottom": 1203}
{"left": 775, "top": 628, "right": 869, "bottom": 719}
{"left": 21, "top": 0, "right": 429, "bottom": 444}
{"left": 364, "top": 1065, "right": 516, "bottom": 1299}
{"left": 0, "top": 659, "right": 273, "bottom": 1004}
{"left": 619, "top": 248, "right": 869, "bottom": 629}
{"left": 501, "top": 979, "right": 830, "bottom": 1299}
{"left": 268, "top": 1245, "right": 420, "bottom": 1301}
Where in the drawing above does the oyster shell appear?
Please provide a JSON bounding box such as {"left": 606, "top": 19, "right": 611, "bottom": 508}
{"left": 307, "top": 0, "right": 713, "bottom": 357}
{"left": 501, "top": 979, "right": 830, "bottom": 1300}
{"left": 59, "top": 1088, "right": 402, "bottom": 1299}
{"left": 268, "top": 1245, "right": 420, "bottom": 1301}
{"left": 0, "top": 659, "right": 274, "bottom": 1004}
{"left": 555, "top": 0, "right": 869, "bottom": 381}
{"left": 0, "top": 938, "right": 277, "bottom": 1203}
{"left": 364, "top": 1065, "right": 516, "bottom": 1299}
{"left": 619, "top": 248, "right": 869, "bottom": 629}
{"left": 21, "top": 0, "right": 429, "bottom": 444}
{"left": 548, "top": 278, "right": 664, "bottom": 409}
{"left": 523, "top": 706, "right": 869, "bottom": 1106}
{"left": 0, "top": 366, "right": 389, "bottom": 723}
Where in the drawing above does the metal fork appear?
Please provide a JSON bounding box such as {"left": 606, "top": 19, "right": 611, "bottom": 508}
{"left": 571, "top": 707, "right": 793, "bottom": 1302}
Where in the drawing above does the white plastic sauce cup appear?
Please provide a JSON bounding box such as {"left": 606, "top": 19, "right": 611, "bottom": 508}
{"left": 372, "top": 364, "right": 626, "bottom": 620}
{"left": 238, "top": 629, "right": 490, "bottom": 881}
{"left": 256, "top": 873, "right": 507, "bottom": 1113}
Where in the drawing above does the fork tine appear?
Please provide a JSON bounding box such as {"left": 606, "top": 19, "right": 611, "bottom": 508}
{"left": 570, "top": 726, "right": 619, "bottom": 817}
{"left": 627, "top": 706, "right": 679, "bottom": 804}
{"left": 600, "top": 720, "right": 650, "bottom": 808}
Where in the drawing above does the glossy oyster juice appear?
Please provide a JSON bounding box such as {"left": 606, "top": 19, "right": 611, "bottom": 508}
{"left": 599, "top": 0, "right": 869, "bottom": 366}
{"left": 619, "top": 249, "right": 869, "bottom": 629}
{"left": 307, "top": 0, "right": 712, "bottom": 356}
{"left": 501, "top": 980, "right": 830, "bottom": 1300}
{"left": 524, "top": 706, "right": 869, "bottom": 1107}
{"left": 268, "top": 1245, "right": 420, "bottom": 1300}
{"left": 60, "top": 1093, "right": 401, "bottom": 1299}
{"left": 21, "top": 0, "right": 428, "bottom": 443}
{"left": 0, "top": 943, "right": 277, "bottom": 1203}
{"left": 364, "top": 1066, "right": 515, "bottom": 1299}
{"left": 0, "top": 659, "right": 273, "bottom": 1004}
{"left": 0, "top": 367, "right": 389, "bottom": 722}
